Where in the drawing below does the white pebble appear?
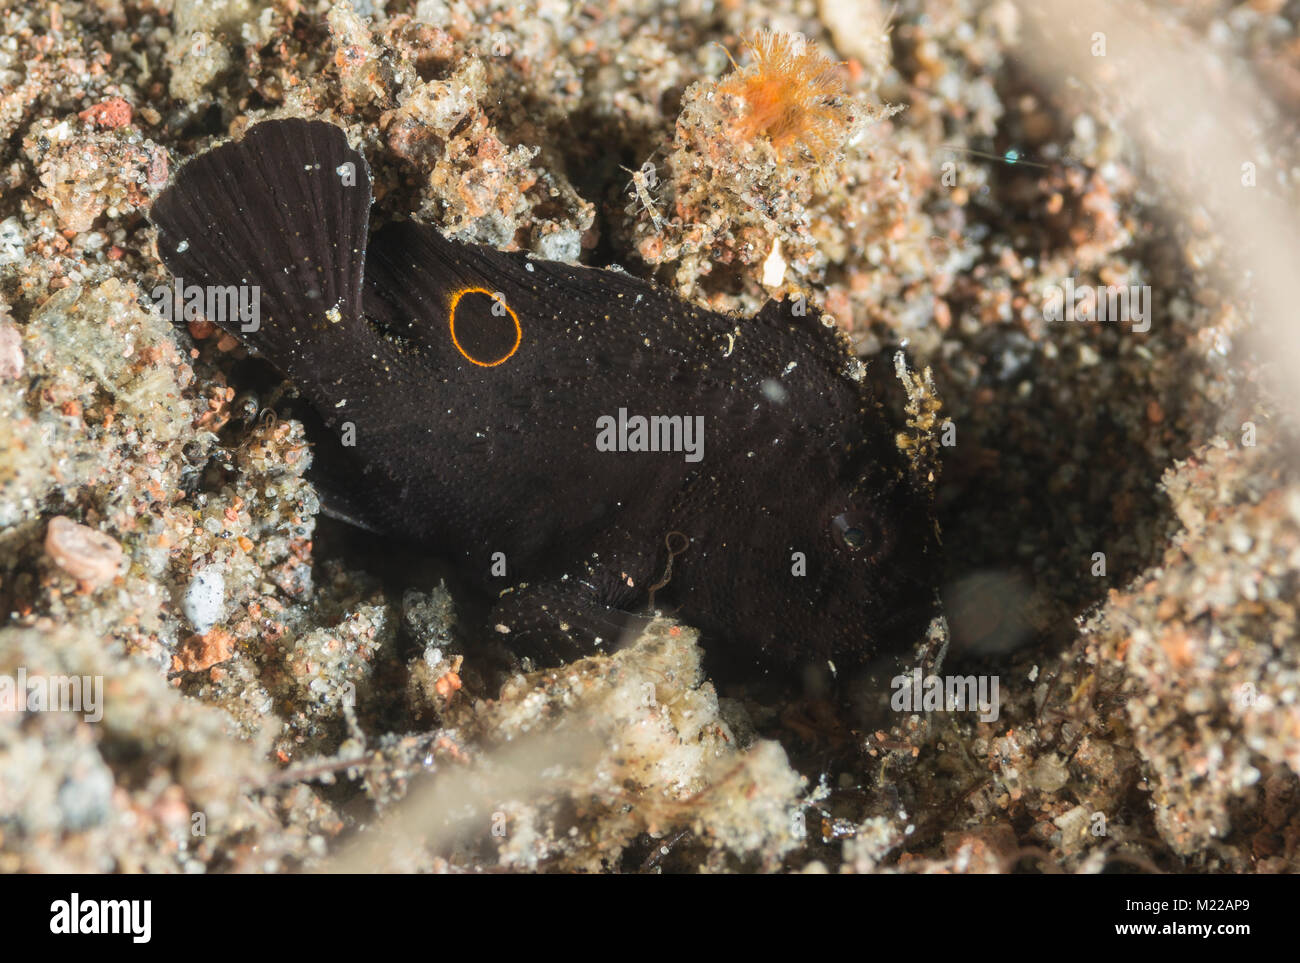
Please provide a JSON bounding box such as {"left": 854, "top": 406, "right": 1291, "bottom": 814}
{"left": 183, "top": 567, "right": 225, "bottom": 634}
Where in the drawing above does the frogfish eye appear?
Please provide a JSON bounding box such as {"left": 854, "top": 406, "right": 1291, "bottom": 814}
{"left": 832, "top": 512, "right": 871, "bottom": 551}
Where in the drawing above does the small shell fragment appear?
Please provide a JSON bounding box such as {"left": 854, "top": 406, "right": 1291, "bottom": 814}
{"left": 761, "top": 237, "right": 787, "bottom": 288}
{"left": 44, "top": 517, "right": 123, "bottom": 585}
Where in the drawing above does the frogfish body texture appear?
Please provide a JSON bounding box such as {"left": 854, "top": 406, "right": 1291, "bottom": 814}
{"left": 150, "top": 118, "right": 938, "bottom": 674}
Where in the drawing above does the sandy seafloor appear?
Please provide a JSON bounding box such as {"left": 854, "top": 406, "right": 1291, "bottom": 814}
{"left": 0, "top": 0, "right": 1298, "bottom": 873}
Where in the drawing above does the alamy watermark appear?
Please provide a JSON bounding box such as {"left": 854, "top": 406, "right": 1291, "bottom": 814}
{"left": 595, "top": 408, "right": 704, "bottom": 463}
{"left": 1043, "top": 277, "right": 1150, "bottom": 333}
{"left": 149, "top": 277, "right": 260, "bottom": 333}
{"left": 50, "top": 894, "right": 150, "bottom": 943}
{"left": 890, "top": 669, "right": 1000, "bottom": 722}
{"left": 0, "top": 668, "right": 102, "bottom": 722}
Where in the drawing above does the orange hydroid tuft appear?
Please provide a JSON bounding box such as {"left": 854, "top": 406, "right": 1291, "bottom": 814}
{"left": 716, "top": 31, "right": 850, "bottom": 160}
